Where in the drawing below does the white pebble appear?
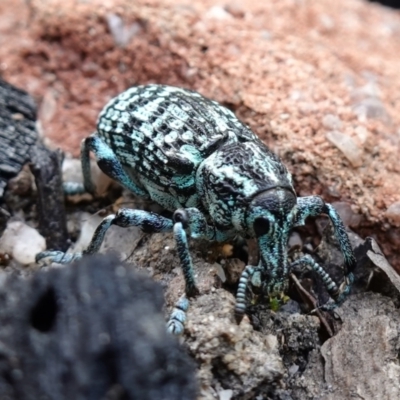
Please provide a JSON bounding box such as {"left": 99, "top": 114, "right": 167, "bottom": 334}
{"left": 105, "top": 13, "right": 141, "bottom": 47}
{"left": 213, "top": 262, "right": 226, "bottom": 283}
{"left": 385, "top": 202, "right": 400, "bottom": 225}
{"left": 354, "top": 126, "right": 369, "bottom": 144}
{"left": 205, "top": 6, "right": 232, "bottom": 20}
{"left": 0, "top": 221, "right": 46, "bottom": 265}
{"left": 322, "top": 114, "right": 342, "bottom": 131}
{"left": 325, "top": 130, "right": 363, "bottom": 168}
{"left": 353, "top": 97, "right": 389, "bottom": 122}
{"left": 218, "top": 389, "right": 233, "bottom": 400}
{"left": 62, "top": 158, "right": 112, "bottom": 198}
{"left": 72, "top": 213, "right": 103, "bottom": 253}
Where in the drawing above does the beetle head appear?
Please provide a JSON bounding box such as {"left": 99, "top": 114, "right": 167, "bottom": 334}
{"left": 245, "top": 187, "right": 297, "bottom": 296}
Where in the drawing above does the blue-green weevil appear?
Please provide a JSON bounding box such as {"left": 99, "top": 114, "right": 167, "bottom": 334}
{"left": 37, "top": 85, "right": 356, "bottom": 334}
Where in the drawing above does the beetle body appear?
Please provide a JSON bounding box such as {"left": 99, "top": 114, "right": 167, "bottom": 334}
{"left": 37, "top": 85, "right": 356, "bottom": 334}
{"left": 96, "top": 85, "right": 270, "bottom": 212}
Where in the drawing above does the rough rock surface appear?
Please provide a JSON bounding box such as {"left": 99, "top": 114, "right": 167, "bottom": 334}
{"left": 0, "top": 0, "right": 399, "bottom": 268}
{"left": 320, "top": 294, "right": 400, "bottom": 400}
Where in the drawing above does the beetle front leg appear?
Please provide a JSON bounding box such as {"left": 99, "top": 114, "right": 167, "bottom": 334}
{"left": 64, "top": 134, "right": 149, "bottom": 198}
{"left": 292, "top": 255, "right": 354, "bottom": 309}
{"left": 174, "top": 208, "right": 266, "bottom": 325}
{"left": 295, "top": 196, "right": 356, "bottom": 306}
{"left": 234, "top": 265, "right": 256, "bottom": 323}
{"left": 36, "top": 209, "right": 173, "bottom": 264}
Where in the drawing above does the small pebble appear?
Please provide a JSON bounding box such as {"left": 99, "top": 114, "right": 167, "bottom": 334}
{"left": 213, "top": 263, "right": 226, "bottom": 283}
{"left": 205, "top": 6, "right": 233, "bottom": 20}
{"left": 385, "top": 202, "right": 400, "bottom": 225}
{"left": 322, "top": 114, "right": 342, "bottom": 131}
{"left": 354, "top": 126, "right": 369, "bottom": 144}
{"left": 0, "top": 221, "right": 46, "bottom": 265}
{"left": 332, "top": 202, "right": 362, "bottom": 228}
{"left": 353, "top": 97, "right": 389, "bottom": 122}
{"left": 62, "top": 158, "right": 112, "bottom": 198}
{"left": 105, "top": 13, "right": 141, "bottom": 47}
{"left": 288, "top": 232, "right": 302, "bottom": 249}
{"left": 288, "top": 364, "right": 299, "bottom": 375}
{"left": 72, "top": 213, "right": 103, "bottom": 253}
{"left": 325, "top": 130, "right": 363, "bottom": 167}
{"left": 218, "top": 389, "right": 233, "bottom": 400}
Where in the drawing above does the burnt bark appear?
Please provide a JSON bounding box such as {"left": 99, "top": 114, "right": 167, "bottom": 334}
{"left": 29, "top": 146, "right": 69, "bottom": 251}
{"left": 0, "top": 79, "right": 37, "bottom": 198}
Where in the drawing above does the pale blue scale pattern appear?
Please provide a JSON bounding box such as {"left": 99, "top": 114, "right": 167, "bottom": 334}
{"left": 96, "top": 85, "right": 260, "bottom": 211}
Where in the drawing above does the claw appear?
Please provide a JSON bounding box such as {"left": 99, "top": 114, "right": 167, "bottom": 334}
{"left": 167, "top": 296, "right": 189, "bottom": 335}
{"left": 35, "top": 251, "right": 83, "bottom": 265}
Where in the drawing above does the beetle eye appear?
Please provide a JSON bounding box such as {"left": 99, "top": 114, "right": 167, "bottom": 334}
{"left": 253, "top": 217, "right": 271, "bottom": 236}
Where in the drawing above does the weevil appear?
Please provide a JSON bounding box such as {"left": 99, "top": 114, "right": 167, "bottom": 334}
{"left": 36, "top": 84, "right": 356, "bottom": 334}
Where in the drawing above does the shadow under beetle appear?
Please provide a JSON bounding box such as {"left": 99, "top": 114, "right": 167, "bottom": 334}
{"left": 36, "top": 85, "right": 356, "bottom": 334}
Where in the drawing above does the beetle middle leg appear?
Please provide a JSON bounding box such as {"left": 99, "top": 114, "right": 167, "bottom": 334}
{"left": 36, "top": 206, "right": 230, "bottom": 335}
{"left": 36, "top": 209, "right": 174, "bottom": 264}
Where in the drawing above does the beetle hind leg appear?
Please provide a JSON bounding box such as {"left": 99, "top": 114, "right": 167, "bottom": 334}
{"left": 64, "top": 134, "right": 149, "bottom": 198}
{"left": 63, "top": 134, "right": 94, "bottom": 195}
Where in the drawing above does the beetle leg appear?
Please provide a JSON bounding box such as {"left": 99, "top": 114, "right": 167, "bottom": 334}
{"left": 167, "top": 295, "right": 190, "bottom": 335}
{"left": 290, "top": 254, "right": 350, "bottom": 308}
{"left": 295, "top": 196, "right": 356, "bottom": 306}
{"left": 161, "top": 221, "right": 199, "bottom": 337}
{"left": 172, "top": 207, "right": 233, "bottom": 295}
{"left": 291, "top": 255, "right": 354, "bottom": 309}
{"left": 173, "top": 221, "right": 200, "bottom": 297}
{"left": 234, "top": 265, "right": 256, "bottom": 323}
{"left": 36, "top": 209, "right": 173, "bottom": 264}
{"left": 177, "top": 207, "right": 233, "bottom": 242}
{"left": 64, "top": 134, "right": 149, "bottom": 198}
{"left": 296, "top": 196, "right": 356, "bottom": 273}
{"left": 63, "top": 134, "right": 94, "bottom": 195}
{"left": 168, "top": 208, "right": 234, "bottom": 332}
{"left": 163, "top": 216, "right": 200, "bottom": 334}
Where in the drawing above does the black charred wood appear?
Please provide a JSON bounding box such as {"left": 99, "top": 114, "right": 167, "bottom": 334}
{"left": 0, "top": 254, "right": 197, "bottom": 400}
{"left": 29, "top": 146, "right": 69, "bottom": 252}
{"left": 0, "top": 79, "right": 37, "bottom": 198}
